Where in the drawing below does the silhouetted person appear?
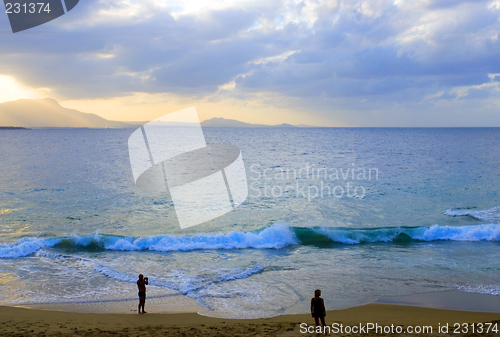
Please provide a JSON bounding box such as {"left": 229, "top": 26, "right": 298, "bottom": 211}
{"left": 311, "top": 289, "right": 326, "bottom": 328}
{"left": 137, "top": 274, "right": 148, "bottom": 314}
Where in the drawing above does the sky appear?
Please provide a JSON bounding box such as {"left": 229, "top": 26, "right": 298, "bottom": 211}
{"left": 0, "top": 0, "right": 500, "bottom": 126}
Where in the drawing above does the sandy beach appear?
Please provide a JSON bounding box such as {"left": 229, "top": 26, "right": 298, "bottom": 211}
{"left": 1, "top": 293, "right": 499, "bottom": 337}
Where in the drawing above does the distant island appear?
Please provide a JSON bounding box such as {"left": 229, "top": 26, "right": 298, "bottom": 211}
{"left": 0, "top": 126, "right": 29, "bottom": 130}
{"left": 201, "top": 117, "right": 303, "bottom": 128}
{"left": 0, "top": 98, "right": 317, "bottom": 128}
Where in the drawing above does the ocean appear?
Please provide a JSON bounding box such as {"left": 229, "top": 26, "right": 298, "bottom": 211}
{"left": 0, "top": 127, "right": 499, "bottom": 318}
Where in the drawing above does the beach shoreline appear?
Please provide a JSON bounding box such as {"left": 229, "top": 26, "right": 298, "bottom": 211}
{"left": 1, "top": 304, "right": 498, "bottom": 337}
{"left": 2, "top": 291, "right": 499, "bottom": 336}
{"left": 13, "top": 289, "right": 500, "bottom": 315}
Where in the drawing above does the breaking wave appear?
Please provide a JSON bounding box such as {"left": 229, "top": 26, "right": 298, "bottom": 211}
{"left": 2, "top": 223, "right": 499, "bottom": 258}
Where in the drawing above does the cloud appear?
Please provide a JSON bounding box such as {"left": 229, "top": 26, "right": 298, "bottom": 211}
{"left": 0, "top": 0, "right": 499, "bottom": 125}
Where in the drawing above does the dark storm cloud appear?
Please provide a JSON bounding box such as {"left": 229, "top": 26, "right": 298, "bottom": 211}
{"left": 0, "top": 0, "right": 290, "bottom": 98}
{"left": 0, "top": 0, "right": 499, "bottom": 124}
{"left": 235, "top": 0, "right": 500, "bottom": 103}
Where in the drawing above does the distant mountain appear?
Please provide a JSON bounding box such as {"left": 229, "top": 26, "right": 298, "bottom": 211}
{"left": 201, "top": 117, "right": 301, "bottom": 128}
{"left": 0, "top": 98, "right": 131, "bottom": 128}
{"left": 0, "top": 99, "right": 317, "bottom": 128}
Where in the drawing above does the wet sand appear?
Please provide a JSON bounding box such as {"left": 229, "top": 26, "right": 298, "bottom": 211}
{"left": 1, "top": 299, "right": 499, "bottom": 336}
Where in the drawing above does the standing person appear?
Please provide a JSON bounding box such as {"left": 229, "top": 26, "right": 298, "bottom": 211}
{"left": 137, "top": 274, "right": 149, "bottom": 314}
{"left": 311, "top": 289, "right": 326, "bottom": 328}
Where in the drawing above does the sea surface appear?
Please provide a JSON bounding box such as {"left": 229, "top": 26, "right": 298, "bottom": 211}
{"left": 0, "top": 127, "right": 499, "bottom": 318}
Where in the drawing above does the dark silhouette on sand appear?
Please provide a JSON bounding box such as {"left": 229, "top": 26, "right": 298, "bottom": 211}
{"left": 137, "top": 274, "right": 149, "bottom": 314}
{"left": 311, "top": 289, "right": 326, "bottom": 328}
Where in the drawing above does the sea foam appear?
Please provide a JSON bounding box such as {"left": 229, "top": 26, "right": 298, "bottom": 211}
{"left": 1, "top": 223, "right": 499, "bottom": 258}
{"left": 445, "top": 206, "right": 500, "bottom": 223}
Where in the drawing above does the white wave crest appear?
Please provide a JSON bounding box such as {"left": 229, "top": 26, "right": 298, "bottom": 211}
{"left": 317, "top": 224, "right": 500, "bottom": 244}
{"left": 104, "top": 224, "right": 298, "bottom": 252}
{"left": 0, "top": 238, "right": 61, "bottom": 258}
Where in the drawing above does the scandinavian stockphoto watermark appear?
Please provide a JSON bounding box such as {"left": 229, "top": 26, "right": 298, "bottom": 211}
{"left": 128, "top": 107, "right": 248, "bottom": 229}
{"left": 3, "top": 0, "right": 79, "bottom": 33}
{"left": 249, "top": 163, "right": 379, "bottom": 201}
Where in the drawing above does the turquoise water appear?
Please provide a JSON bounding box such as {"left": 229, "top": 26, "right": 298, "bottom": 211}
{"left": 0, "top": 128, "right": 499, "bottom": 317}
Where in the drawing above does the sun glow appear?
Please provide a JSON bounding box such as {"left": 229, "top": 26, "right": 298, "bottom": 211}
{"left": 0, "top": 75, "right": 49, "bottom": 104}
